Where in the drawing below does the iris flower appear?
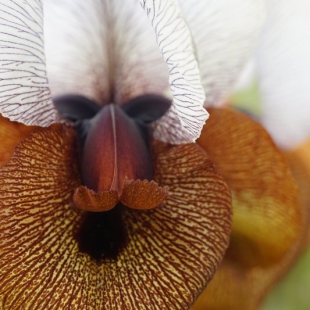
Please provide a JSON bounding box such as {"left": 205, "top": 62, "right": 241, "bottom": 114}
{"left": 0, "top": 1, "right": 306, "bottom": 309}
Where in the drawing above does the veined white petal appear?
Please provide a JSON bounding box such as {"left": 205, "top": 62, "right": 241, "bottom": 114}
{"left": 0, "top": 0, "right": 57, "bottom": 126}
{"left": 179, "top": 0, "right": 265, "bottom": 107}
{"left": 256, "top": 0, "right": 310, "bottom": 149}
{"left": 139, "top": 0, "right": 208, "bottom": 144}
{"left": 44, "top": 0, "right": 169, "bottom": 106}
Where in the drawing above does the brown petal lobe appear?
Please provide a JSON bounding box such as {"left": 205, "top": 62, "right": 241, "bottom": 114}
{"left": 284, "top": 139, "right": 310, "bottom": 242}
{"left": 0, "top": 123, "right": 232, "bottom": 309}
{"left": 120, "top": 179, "right": 168, "bottom": 209}
{"left": 193, "top": 107, "right": 306, "bottom": 310}
{"left": 81, "top": 105, "right": 152, "bottom": 194}
{"left": 0, "top": 114, "right": 36, "bottom": 167}
{"left": 197, "top": 107, "right": 303, "bottom": 267}
{"left": 73, "top": 186, "right": 118, "bottom": 212}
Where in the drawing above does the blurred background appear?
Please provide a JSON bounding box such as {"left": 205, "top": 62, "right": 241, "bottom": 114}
{"left": 231, "top": 58, "right": 310, "bottom": 309}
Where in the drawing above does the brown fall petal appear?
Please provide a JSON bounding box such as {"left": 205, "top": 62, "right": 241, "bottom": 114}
{"left": 192, "top": 107, "right": 307, "bottom": 310}
{"left": 284, "top": 139, "right": 310, "bottom": 243}
{"left": 0, "top": 114, "right": 36, "bottom": 167}
{"left": 0, "top": 124, "right": 232, "bottom": 309}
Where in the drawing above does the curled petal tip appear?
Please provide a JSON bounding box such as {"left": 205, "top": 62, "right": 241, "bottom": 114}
{"left": 139, "top": 0, "right": 208, "bottom": 144}
{"left": 120, "top": 179, "right": 168, "bottom": 209}
{"left": 73, "top": 186, "right": 118, "bottom": 212}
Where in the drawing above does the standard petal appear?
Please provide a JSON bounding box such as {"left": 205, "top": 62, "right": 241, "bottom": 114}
{"left": 43, "top": 0, "right": 169, "bottom": 107}
{"left": 139, "top": 0, "right": 209, "bottom": 143}
{"left": 0, "top": 124, "right": 232, "bottom": 309}
{"left": 0, "top": 114, "right": 36, "bottom": 167}
{"left": 194, "top": 108, "right": 307, "bottom": 310}
{"left": 179, "top": 0, "right": 265, "bottom": 107}
{"left": 44, "top": 0, "right": 208, "bottom": 144}
{"left": 256, "top": 0, "right": 310, "bottom": 149}
{"left": 0, "top": 0, "right": 58, "bottom": 126}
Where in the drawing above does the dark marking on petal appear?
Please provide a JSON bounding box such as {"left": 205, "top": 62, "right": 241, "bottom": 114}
{"left": 75, "top": 204, "right": 128, "bottom": 261}
{"left": 122, "top": 94, "right": 171, "bottom": 123}
{"left": 53, "top": 94, "right": 101, "bottom": 122}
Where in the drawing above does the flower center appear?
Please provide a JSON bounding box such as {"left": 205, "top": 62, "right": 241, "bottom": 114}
{"left": 54, "top": 94, "right": 171, "bottom": 212}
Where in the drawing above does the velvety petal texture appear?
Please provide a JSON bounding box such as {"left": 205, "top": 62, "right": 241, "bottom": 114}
{"left": 179, "top": 0, "right": 265, "bottom": 106}
{"left": 256, "top": 0, "right": 310, "bottom": 149}
{"left": 0, "top": 0, "right": 58, "bottom": 126}
{"left": 0, "top": 123, "right": 232, "bottom": 309}
{"left": 193, "top": 108, "right": 306, "bottom": 310}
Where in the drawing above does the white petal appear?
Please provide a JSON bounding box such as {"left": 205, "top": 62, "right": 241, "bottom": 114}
{"left": 256, "top": 0, "right": 310, "bottom": 149}
{"left": 179, "top": 0, "right": 265, "bottom": 107}
{"left": 44, "top": 0, "right": 169, "bottom": 106}
{"left": 139, "top": 0, "right": 208, "bottom": 143}
{"left": 0, "top": 0, "right": 57, "bottom": 126}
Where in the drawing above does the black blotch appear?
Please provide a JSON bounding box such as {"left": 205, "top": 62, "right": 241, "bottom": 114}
{"left": 122, "top": 94, "right": 171, "bottom": 123}
{"left": 75, "top": 204, "right": 128, "bottom": 261}
{"left": 53, "top": 94, "right": 101, "bottom": 122}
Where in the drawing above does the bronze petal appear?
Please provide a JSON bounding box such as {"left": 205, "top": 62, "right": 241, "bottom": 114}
{"left": 0, "top": 114, "right": 36, "bottom": 167}
{"left": 193, "top": 107, "right": 306, "bottom": 310}
{"left": 0, "top": 124, "right": 232, "bottom": 309}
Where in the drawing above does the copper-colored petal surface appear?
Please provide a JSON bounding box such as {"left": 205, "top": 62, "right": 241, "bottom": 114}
{"left": 120, "top": 179, "right": 168, "bottom": 209}
{"left": 0, "top": 114, "right": 36, "bottom": 167}
{"left": 150, "top": 141, "right": 232, "bottom": 307}
{"left": 193, "top": 108, "right": 306, "bottom": 310}
{"left": 0, "top": 124, "right": 232, "bottom": 309}
{"left": 0, "top": 124, "right": 81, "bottom": 309}
{"left": 284, "top": 139, "right": 310, "bottom": 242}
{"left": 73, "top": 186, "right": 118, "bottom": 212}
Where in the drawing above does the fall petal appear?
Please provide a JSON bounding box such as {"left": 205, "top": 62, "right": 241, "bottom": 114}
{"left": 195, "top": 107, "right": 306, "bottom": 309}
{"left": 284, "top": 140, "right": 310, "bottom": 242}
{"left": 179, "top": 0, "right": 265, "bottom": 107}
{"left": 0, "top": 124, "right": 81, "bottom": 308}
{"left": 256, "top": 0, "right": 310, "bottom": 149}
{"left": 0, "top": 124, "right": 232, "bottom": 309}
{"left": 192, "top": 247, "right": 303, "bottom": 310}
{"left": 0, "top": 0, "right": 58, "bottom": 126}
{"left": 0, "top": 114, "right": 36, "bottom": 167}
{"left": 198, "top": 107, "right": 304, "bottom": 266}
